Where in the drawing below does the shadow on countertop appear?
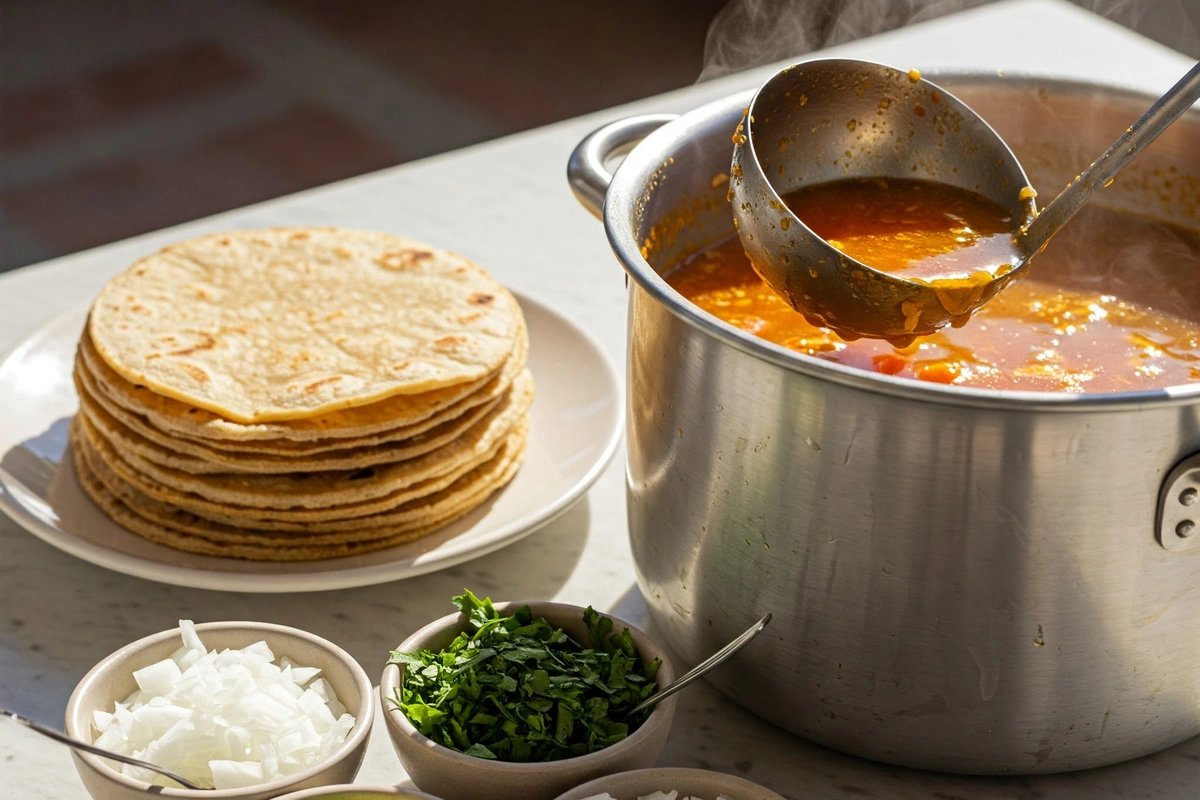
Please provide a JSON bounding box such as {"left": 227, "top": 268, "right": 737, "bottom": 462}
{"left": 0, "top": 492, "right": 590, "bottom": 722}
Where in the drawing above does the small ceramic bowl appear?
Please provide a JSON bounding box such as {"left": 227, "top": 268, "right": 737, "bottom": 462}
{"left": 381, "top": 602, "right": 677, "bottom": 800}
{"left": 553, "top": 767, "right": 789, "bottom": 800}
{"left": 65, "top": 621, "right": 375, "bottom": 800}
{"left": 274, "top": 784, "right": 444, "bottom": 800}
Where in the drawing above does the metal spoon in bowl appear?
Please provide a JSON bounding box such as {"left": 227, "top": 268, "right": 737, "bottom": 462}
{"left": 730, "top": 58, "right": 1200, "bottom": 345}
{"left": 1, "top": 708, "right": 203, "bottom": 790}
{"left": 626, "top": 613, "right": 771, "bottom": 717}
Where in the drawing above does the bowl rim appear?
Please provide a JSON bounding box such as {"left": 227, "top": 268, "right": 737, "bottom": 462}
{"left": 551, "top": 766, "right": 790, "bottom": 800}
{"left": 380, "top": 600, "right": 676, "bottom": 775}
{"left": 64, "top": 620, "right": 375, "bottom": 798}
{"left": 273, "top": 783, "right": 445, "bottom": 800}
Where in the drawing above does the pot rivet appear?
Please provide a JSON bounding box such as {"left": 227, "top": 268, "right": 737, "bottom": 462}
{"left": 1181, "top": 487, "right": 1198, "bottom": 507}
{"left": 1177, "top": 520, "right": 1196, "bottom": 538}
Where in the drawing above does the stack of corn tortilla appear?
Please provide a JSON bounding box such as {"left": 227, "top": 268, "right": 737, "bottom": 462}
{"left": 69, "top": 228, "right": 532, "bottom": 561}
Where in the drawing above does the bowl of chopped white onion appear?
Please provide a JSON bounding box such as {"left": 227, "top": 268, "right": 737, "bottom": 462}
{"left": 553, "top": 767, "right": 788, "bottom": 800}
{"left": 64, "top": 620, "right": 374, "bottom": 800}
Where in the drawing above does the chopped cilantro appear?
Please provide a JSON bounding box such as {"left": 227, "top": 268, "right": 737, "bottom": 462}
{"left": 387, "top": 589, "right": 661, "bottom": 762}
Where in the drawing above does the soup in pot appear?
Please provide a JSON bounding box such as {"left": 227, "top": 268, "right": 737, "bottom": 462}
{"left": 665, "top": 205, "right": 1200, "bottom": 392}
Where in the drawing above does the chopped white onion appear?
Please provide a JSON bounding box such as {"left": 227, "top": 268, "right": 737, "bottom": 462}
{"left": 91, "top": 620, "right": 355, "bottom": 789}
{"left": 132, "top": 658, "right": 182, "bottom": 695}
{"left": 209, "top": 760, "right": 264, "bottom": 790}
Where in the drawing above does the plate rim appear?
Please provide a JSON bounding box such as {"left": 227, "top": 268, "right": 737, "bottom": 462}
{"left": 0, "top": 290, "right": 623, "bottom": 592}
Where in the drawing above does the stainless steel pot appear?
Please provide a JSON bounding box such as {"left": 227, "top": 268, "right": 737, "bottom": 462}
{"left": 568, "top": 72, "right": 1200, "bottom": 775}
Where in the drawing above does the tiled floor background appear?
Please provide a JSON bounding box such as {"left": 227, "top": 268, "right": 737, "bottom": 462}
{"left": 2, "top": 0, "right": 1197, "bottom": 274}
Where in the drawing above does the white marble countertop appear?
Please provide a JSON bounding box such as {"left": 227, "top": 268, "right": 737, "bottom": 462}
{"left": 2, "top": 1, "right": 1198, "bottom": 797}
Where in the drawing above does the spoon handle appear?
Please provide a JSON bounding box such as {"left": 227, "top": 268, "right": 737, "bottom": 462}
{"left": 1020, "top": 61, "right": 1200, "bottom": 253}
{"left": 627, "top": 613, "right": 772, "bottom": 717}
{"left": 1, "top": 708, "right": 203, "bottom": 790}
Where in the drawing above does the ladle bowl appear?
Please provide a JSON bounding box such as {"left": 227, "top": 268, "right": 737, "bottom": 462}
{"left": 730, "top": 58, "right": 1037, "bottom": 343}
{"left": 732, "top": 57, "right": 1200, "bottom": 344}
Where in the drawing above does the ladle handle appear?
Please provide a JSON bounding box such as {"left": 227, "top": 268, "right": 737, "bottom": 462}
{"left": 567, "top": 114, "right": 678, "bottom": 219}
{"left": 626, "top": 613, "right": 772, "bottom": 717}
{"left": 0, "top": 708, "right": 203, "bottom": 790}
{"left": 1019, "top": 61, "right": 1200, "bottom": 252}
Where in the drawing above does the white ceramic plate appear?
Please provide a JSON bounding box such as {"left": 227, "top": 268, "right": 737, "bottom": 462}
{"left": 555, "top": 767, "right": 789, "bottom": 800}
{"left": 0, "top": 292, "right": 621, "bottom": 592}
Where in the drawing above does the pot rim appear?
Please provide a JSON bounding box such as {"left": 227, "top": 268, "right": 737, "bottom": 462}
{"left": 603, "top": 64, "right": 1200, "bottom": 412}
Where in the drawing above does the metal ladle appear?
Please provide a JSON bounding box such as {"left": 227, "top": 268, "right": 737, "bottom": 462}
{"left": 1, "top": 708, "right": 203, "bottom": 790}
{"left": 730, "top": 58, "right": 1200, "bottom": 345}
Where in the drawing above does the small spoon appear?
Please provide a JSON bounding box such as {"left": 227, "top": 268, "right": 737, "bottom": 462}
{"left": 731, "top": 59, "right": 1200, "bottom": 344}
{"left": 1, "top": 708, "right": 203, "bottom": 790}
{"left": 626, "top": 613, "right": 771, "bottom": 716}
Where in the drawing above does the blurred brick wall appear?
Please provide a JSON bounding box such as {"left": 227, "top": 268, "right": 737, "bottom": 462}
{"left": 0, "top": 0, "right": 724, "bottom": 271}
{"left": 2, "top": 0, "right": 1195, "bottom": 273}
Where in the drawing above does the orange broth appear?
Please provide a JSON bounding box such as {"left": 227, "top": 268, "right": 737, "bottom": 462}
{"left": 664, "top": 207, "right": 1200, "bottom": 392}
{"left": 781, "top": 178, "right": 1021, "bottom": 281}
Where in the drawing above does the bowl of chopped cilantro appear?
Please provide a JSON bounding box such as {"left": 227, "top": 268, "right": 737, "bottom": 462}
{"left": 381, "top": 590, "right": 677, "bottom": 800}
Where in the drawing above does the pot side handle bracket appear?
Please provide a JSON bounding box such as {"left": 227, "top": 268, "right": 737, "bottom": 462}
{"left": 567, "top": 114, "right": 679, "bottom": 219}
{"left": 1158, "top": 452, "right": 1200, "bottom": 553}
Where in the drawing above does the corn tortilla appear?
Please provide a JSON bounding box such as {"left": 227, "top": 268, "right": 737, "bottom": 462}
{"left": 75, "top": 328, "right": 525, "bottom": 456}
{"left": 77, "top": 370, "right": 505, "bottom": 475}
{"left": 88, "top": 228, "right": 523, "bottom": 423}
{"left": 76, "top": 389, "right": 531, "bottom": 524}
{"left": 79, "top": 371, "right": 532, "bottom": 509}
{"left": 73, "top": 416, "right": 527, "bottom": 540}
{"left": 72, "top": 431, "right": 527, "bottom": 561}
{"left": 78, "top": 320, "right": 527, "bottom": 443}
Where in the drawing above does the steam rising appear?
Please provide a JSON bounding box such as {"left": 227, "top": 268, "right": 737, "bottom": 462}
{"left": 699, "top": 0, "right": 1200, "bottom": 82}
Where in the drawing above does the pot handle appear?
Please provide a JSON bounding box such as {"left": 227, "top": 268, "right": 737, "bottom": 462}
{"left": 568, "top": 114, "right": 679, "bottom": 219}
{"left": 1159, "top": 452, "right": 1200, "bottom": 553}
